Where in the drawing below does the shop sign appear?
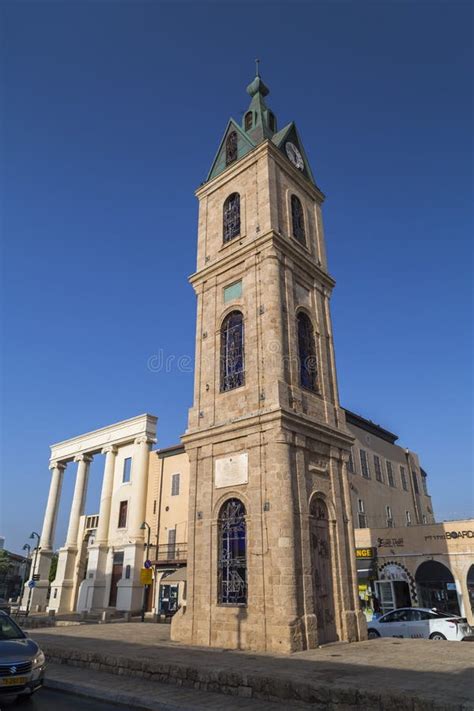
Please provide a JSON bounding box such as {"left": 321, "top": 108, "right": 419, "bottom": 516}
{"left": 377, "top": 537, "right": 404, "bottom": 548}
{"left": 356, "top": 547, "right": 375, "bottom": 559}
{"left": 425, "top": 530, "right": 474, "bottom": 541}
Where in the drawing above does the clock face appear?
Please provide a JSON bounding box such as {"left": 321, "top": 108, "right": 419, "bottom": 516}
{"left": 285, "top": 142, "right": 304, "bottom": 171}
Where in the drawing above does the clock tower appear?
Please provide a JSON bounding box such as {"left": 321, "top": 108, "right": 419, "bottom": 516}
{"left": 171, "top": 67, "right": 366, "bottom": 652}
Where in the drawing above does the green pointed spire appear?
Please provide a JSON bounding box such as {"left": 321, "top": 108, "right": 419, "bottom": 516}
{"left": 243, "top": 60, "right": 276, "bottom": 141}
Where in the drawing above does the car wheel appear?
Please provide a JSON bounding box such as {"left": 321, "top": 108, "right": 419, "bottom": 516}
{"left": 367, "top": 629, "right": 380, "bottom": 640}
{"left": 429, "top": 632, "right": 447, "bottom": 640}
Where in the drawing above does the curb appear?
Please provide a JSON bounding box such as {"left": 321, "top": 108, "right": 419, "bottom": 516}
{"left": 44, "top": 676, "right": 189, "bottom": 711}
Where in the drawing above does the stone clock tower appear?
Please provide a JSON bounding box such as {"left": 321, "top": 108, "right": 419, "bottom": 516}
{"left": 171, "top": 68, "right": 366, "bottom": 652}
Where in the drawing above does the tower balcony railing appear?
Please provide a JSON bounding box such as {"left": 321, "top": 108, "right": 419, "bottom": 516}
{"left": 153, "top": 543, "right": 187, "bottom": 564}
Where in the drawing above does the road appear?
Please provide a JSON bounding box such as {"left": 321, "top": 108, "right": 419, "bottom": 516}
{"left": 0, "top": 689, "right": 128, "bottom": 710}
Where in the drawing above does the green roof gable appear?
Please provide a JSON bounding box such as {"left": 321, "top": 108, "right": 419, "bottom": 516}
{"left": 205, "top": 66, "right": 317, "bottom": 186}
{"left": 207, "top": 119, "right": 255, "bottom": 182}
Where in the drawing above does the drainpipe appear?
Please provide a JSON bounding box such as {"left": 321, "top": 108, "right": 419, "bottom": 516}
{"left": 404, "top": 449, "right": 421, "bottom": 524}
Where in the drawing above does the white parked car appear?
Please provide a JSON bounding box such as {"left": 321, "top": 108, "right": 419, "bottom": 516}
{"left": 367, "top": 607, "right": 474, "bottom": 641}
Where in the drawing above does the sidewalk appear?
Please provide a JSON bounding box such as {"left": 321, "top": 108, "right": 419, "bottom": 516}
{"left": 32, "top": 623, "right": 474, "bottom": 710}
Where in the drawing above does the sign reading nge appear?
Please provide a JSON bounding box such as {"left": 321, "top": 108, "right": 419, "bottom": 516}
{"left": 355, "top": 547, "right": 375, "bottom": 559}
{"left": 215, "top": 452, "right": 248, "bottom": 489}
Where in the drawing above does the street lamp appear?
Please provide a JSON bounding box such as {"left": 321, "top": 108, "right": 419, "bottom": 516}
{"left": 20, "top": 544, "right": 31, "bottom": 607}
{"left": 25, "top": 532, "right": 40, "bottom": 616}
{"left": 140, "top": 521, "right": 151, "bottom": 622}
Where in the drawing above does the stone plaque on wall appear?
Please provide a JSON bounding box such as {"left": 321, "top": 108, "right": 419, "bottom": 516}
{"left": 295, "top": 282, "right": 310, "bottom": 307}
{"left": 215, "top": 452, "right": 248, "bottom": 489}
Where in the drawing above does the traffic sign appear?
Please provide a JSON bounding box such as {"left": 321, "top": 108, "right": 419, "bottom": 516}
{"left": 28, "top": 580, "right": 36, "bottom": 589}
{"left": 144, "top": 560, "right": 152, "bottom": 569}
{"left": 140, "top": 568, "right": 153, "bottom": 585}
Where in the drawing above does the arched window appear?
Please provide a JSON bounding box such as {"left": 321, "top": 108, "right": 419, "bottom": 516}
{"left": 244, "top": 111, "right": 253, "bottom": 131}
{"left": 291, "top": 195, "right": 306, "bottom": 244}
{"left": 297, "top": 311, "right": 317, "bottom": 390}
{"left": 223, "top": 192, "right": 240, "bottom": 243}
{"left": 218, "top": 498, "right": 247, "bottom": 605}
{"left": 220, "top": 311, "right": 244, "bottom": 391}
{"left": 225, "top": 131, "right": 237, "bottom": 165}
{"left": 268, "top": 112, "right": 276, "bottom": 132}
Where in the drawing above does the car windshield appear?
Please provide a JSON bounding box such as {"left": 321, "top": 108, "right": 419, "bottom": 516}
{"left": 0, "top": 616, "right": 25, "bottom": 640}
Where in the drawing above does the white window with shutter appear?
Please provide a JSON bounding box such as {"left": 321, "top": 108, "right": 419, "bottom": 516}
{"left": 171, "top": 473, "right": 180, "bottom": 496}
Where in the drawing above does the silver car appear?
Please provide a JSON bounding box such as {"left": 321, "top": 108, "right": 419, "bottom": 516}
{"left": 0, "top": 611, "right": 46, "bottom": 698}
{"left": 367, "top": 607, "right": 474, "bottom": 641}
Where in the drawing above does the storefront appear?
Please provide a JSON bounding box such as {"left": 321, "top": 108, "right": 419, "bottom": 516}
{"left": 354, "top": 520, "right": 474, "bottom": 623}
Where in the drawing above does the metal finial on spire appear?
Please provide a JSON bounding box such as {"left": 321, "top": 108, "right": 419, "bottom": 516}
{"left": 255, "top": 58, "right": 260, "bottom": 77}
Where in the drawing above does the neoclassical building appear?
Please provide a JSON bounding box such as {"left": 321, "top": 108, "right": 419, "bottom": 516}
{"left": 22, "top": 415, "right": 157, "bottom": 615}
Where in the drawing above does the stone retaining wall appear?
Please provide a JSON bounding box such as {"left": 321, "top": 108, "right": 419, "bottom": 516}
{"left": 41, "top": 643, "right": 467, "bottom": 710}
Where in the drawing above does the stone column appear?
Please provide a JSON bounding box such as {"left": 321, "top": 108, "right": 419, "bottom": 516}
{"left": 65, "top": 454, "right": 92, "bottom": 547}
{"left": 129, "top": 436, "right": 153, "bottom": 539}
{"left": 40, "top": 461, "right": 66, "bottom": 551}
{"left": 95, "top": 446, "right": 118, "bottom": 545}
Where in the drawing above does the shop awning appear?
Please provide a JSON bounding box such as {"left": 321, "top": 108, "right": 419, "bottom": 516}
{"left": 160, "top": 567, "right": 187, "bottom": 584}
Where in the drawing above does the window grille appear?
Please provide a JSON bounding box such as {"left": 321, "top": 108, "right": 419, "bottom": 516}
{"left": 223, "top": 193, "right": 241, "bottom": 242}
{"left": 291, "top": 195, "right": 306, "bottom": 244}
{"left": 297, "top": 312, "right": 317, "bottom": 390}
{"left": 220, "top": 311, "right": 244, "bottom": 391}
{"left": 218, "top": 498, "right": 247, "bottom": 605}
{"left": 225, "top": 131, "right": 237, "bottom": 165}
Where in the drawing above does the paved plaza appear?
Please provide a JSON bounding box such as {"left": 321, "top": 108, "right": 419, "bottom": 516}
{"left": 31, "top": 622, "right": 474, "bottom": 710}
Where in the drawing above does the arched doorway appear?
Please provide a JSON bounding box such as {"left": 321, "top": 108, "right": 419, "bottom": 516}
{"left": 415, "top": 560, "right": 460, "bottom": 616}
{"left": 309, "top": 497, "right": 338, "bottom": 644}
{"left": 467, "top": 565, "right": 474, "bottom": 616}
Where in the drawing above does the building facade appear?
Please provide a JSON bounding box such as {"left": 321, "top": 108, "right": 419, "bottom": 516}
{"left": 345, "top": 410, "right": 435, "bottom": 530}
{"left": 354, "top": 521, "right": 474, "bottom": 625}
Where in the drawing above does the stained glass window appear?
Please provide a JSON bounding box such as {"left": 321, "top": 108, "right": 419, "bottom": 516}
{"left": 291, "top": 195, "right": 306, "bottom": 244}
{"left": 297, "top": 311, "right": 317, "bottom": 390}
{"left": 223, "top": 193, "right": 240, "bottom": 243}
{"left": 220, "top": 311, "right": 244, "bottom": 391}
{"left": 218, "top": 498, "right": 247, "bottom": 605}
{"left": 225, "top": 131, "right": 238, "bottom": 165}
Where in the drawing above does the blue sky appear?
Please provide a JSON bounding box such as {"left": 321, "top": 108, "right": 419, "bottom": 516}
{"left": 1, "top": 1, "right": 472, "bottom": 554}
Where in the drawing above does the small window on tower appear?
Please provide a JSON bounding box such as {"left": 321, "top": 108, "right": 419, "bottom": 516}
{"left": 223, "top": 193, "right": 241, "bottom": 243}
{"left": 291, "top": 195, "right": 306, "bottom": 244}
{"left": 220, "top": 311, "right": 245, "bottom": 392}
{"left": 225, "top": 131, "right": 238, "bottom": 165}
{"left": 244, "top": 112, "right": 253, "bottom": 131}
{"left": 297, "top": 311, "right": 317, "bottom": 391}
{"left": 268, "top": 112, "right": 276, "bottom": 132}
